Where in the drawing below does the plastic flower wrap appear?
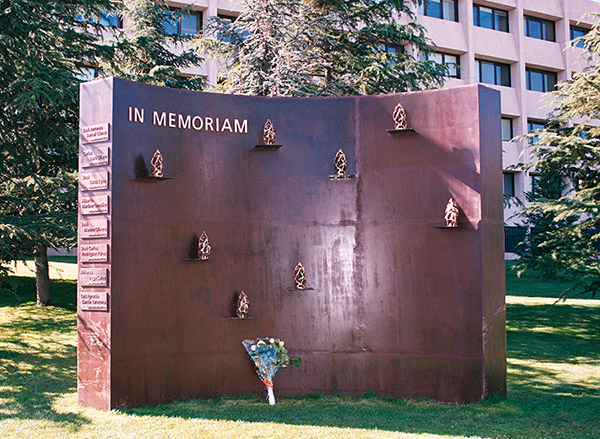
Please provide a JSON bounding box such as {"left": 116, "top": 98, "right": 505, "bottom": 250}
{"left": 242, "top": 337, "right": 296, "bottom": 405}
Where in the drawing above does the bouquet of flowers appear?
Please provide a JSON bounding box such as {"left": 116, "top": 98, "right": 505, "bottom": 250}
{"left": 242, "top": 337, "right": 297, "bottom": 405}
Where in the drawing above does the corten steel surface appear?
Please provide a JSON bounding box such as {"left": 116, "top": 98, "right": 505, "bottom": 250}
{"left": 77, "top": 78, "right": 506, "bottom": 410}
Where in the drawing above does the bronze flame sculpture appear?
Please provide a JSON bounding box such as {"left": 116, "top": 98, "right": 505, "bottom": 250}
{"left": 392, "top": 103, "right": 408, "bottom": 130}
{"left": 150, "top": 149, "right": 163, "bottom": 178}
{"left": 198, "top": 231, "right": 211, "bottom": 260}
{"left": 444, "top": 198, "right": 459, "bottom": 227}
{"left": 236, "top": 291, "right": 249, "bottom": 319}
{"left": 263, "top": 119, "right": 276, "bottom": 145}
{"left": 293, "top": 262, "right": 306, "bottom": 290}
{"left": 334, "top": 149, "right": 347, "bottom": 178}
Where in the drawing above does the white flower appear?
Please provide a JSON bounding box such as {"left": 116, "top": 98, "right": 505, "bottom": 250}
{"left": 251, "top": 345, "right": 256, "bottom": 351}
{"left": 279, "top": 341, "right": 285, "bottom": 346}
{"left": 269, "top": 338, "right": 275, "bottom": 343}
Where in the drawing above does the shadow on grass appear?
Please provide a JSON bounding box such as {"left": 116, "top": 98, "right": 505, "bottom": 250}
{"left": 1, "top": 275, "right": 77, "bottom": 310}
{"left": 123, "top": 301, "right": 600, "bottom": 439}
{"left": 508, "top": 303, "right": 600, "bottom": 362}
{"left": 0, "top": 271, "right": 598, "bottom": 438}
{"left": 504, "top": 261, "right": 595, "bottom": 300}
{"left": 0, "top": 278, "right": 87, "bottom": 428}
{"left": 124, "top": 389, "right": 598, "bottom": 439}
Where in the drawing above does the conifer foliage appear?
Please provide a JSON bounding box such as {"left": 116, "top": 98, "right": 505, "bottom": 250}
{"left": 100, "top": 0, "right": 205, "bottom": 89}
{"left": 200, "top": 0, "right": 446, "bottom": 96}
{"left": 201, "top": 0, "right": 327, "bottom": 96}
{"left": 0, "top": 0, "right": 116, "bottom": 304}
{"left": 516, "top": 16, "right": 600, "bottom": 298}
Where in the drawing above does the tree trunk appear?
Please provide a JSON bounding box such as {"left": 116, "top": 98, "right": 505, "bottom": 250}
{"left": 34, "top": 244, "right": 52, "bottom": 306}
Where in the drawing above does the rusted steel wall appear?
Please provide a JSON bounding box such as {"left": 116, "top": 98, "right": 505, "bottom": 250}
{"left": 77, "top": 78, "right": 505, "bottom": 410}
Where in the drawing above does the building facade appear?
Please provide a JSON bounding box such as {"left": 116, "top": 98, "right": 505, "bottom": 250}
{"left": 123, "top": 0, "right": 599, "bottom": 255}
{"left": 414, "top": 0, "right": 599, "bottom": 255}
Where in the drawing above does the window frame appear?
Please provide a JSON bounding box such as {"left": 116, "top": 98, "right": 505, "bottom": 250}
{"left": 76, "top": 10, "right": 122, "bottom": 28}
{"left": 529, "top": 173, "right": 540, "bottom": 197}
{"left": 527, "top": 120, "right": 546, "bottom": 144}
{"left": 418, "top": 51, "right": 461, "bottom": 79}
{"left": 501, "top": 117, "right": 513, "bottom": 142}
{"left": 570, "top": 25, "right": 589, "bottom": 48}
{"left": 418, "top": 0, "right": 458, "bottom": 22}
{"left": 217, "top": 13, "right": 238, "bottom": 42}
{"left": 524, "top": 15, "right": 556, "bottom": 42}
{"left": 503, "top": 172, "right": 516, "bottom": 197}
{"left": 526, "top": 67, "right": 557, "bottom": 93}
{"left": 475, "top": 59, "right": 511, "bottom": 87}
{"left": 473, "top": 4, "right": 509, "bottom": 32}
{"left": 163, "top": 8, "right": 203, "bottom": 36}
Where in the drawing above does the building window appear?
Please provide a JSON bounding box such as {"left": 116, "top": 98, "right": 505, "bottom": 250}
{"left": 76, "top": 11, "right": 122, "bottom": 28}
{"left": 418, "top": 51, "right": 460, "bottom": 78}
{"left": 527, "top": 120, "right": 546, "bottom": 144}
{"left": 524, "top": 15, "right": 555, "bottom": 42}
{"left": 475, "top": 59, "right": 511, "bottom": 86}
{"left": 504, "top": 226, "right": 525, "bottom": 253}
{"left": 526, "top": 68, "right": 557, "bottom": 93}
{"left": 99, "top": 12, "right": 122, "bottom": 28}
{"left": 163, "top": 9, "right": 202, "bottom": 35}
{"left": 418, "top": 0, "right": 458, "bottom": 22}
{"left": 570, "top": 25, "right": 588, "bottom": 48}
{"left": 503, "top": 172, "right": 515, "bottom": 196}
{"left": 77, "top": 68, "right": 101, "bottom": 82}
{"left": 473, "top": 4, "right": 509, "bottom": 32}
{"left": 529, "top": 173, "right": 540, "bottom": 197}
{"left": 217, "top": 13, "right": 237, "bottom": 42}
{"left": 501, "top": 118, "right": 513, "bottom": 141}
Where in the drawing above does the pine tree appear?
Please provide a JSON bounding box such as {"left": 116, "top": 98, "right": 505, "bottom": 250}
{"left": 100, "top": 0, "right": 205, "bottom": 89}
{"left": 516, "top": 15, "right": 600, "bottom": 298}
{"left": 307, "top": 0, "right": 446, "bottom": 95}
{"left": 514, "top": 158, "right": 575, "bottom": 279}
{"left": 200, "top": 0, "right": 327, "bottom": 96}
{"left": 0, "top": 0, "right": 116, "bottom": 305}
{"left": 199, "top": 0, "right": 446, "bottom": 96}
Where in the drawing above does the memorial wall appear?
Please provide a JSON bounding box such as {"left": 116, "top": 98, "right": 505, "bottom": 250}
{"left": 77, "top": 77, "right": 506, "bottom": 410}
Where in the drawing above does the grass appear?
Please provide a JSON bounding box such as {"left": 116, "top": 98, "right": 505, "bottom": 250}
{"left": 0, "top": 263, "right": 599, "bottom": 438}
{"left": 15, "top": 256, "right": 77, "bottom": 264}
{"left": 505, "top": 261, "right": 595, "bottom": 300}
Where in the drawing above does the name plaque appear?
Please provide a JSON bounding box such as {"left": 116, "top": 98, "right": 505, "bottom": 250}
{"left": 81, "top": 219, "right": 109, "bottom": 239}
{"left": 80, "top": 195, "right": 109, "bottom": 215}
{"left": 81, "top": 123, "right": 110, "bottom": 144}
{"left": 80, "top": 171, "right": 109, "bottom": 191}
{"left": 80, "top": 244, "right": 109, "bottom": 263}
{"left": 81, "top": 146, "right": 110, "bottom": 168}
{"left": 79, "top": 290, "right": 109, "bottom": 311}
{"left": 80, "top": 268, "right": 108, "bottom": 287}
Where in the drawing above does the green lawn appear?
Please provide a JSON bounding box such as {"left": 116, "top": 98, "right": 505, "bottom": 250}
{"left": 0, "top": 264, "right": 598, "bottom": 438}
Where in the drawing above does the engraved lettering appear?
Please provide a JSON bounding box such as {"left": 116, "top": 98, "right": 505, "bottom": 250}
{"left": 153, "top": 111, "right": 167, "bottom": 126}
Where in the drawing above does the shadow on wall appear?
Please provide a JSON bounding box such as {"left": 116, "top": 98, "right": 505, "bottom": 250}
{"left": 121, "top": 300, "right": 599, "bottom": 439}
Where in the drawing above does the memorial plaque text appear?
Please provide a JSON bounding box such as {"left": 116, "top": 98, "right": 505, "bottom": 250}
{"left": 80, "top": 195, "right": 109, "bottom": 215}
{"left": 81, "top": 123, "right": 110, "bottom": 144}
{"left": 81, "top": 219, "right": 109, "bottom": 239}
{"left": 82, "top": 146, "right": 110, "bottom": 168}
{"left": 80, "top": 244, "right": 109, "bottom": 263}
{"left": 80, "top": 171, "right": 109, "bottom": 191}
{"left": 80, "top": 268, "right": 108, "bottom": 287}
{"left": 80, "top": 290, "right": 109, "bottom": 311}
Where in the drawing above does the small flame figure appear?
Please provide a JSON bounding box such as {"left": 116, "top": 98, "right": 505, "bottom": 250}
{"left": 150, "top": 149, "right": 163, "bottom": 178}
{"left": 392, "top": 103, "right": 408, "bottom": 130}
{"left": 263, "top": 119, "right": 276, "bottom": 145}
{"left": 198, "top": 231, "right": 211, "bottom": 260}
{"left": 293, "top": 262, "right": 306, "bottom": 290}
{"left": 334, "top": 149, "right": 347, "bottom": 178}
{"left": 236, "top": 291, "right": 249, "bottom": 319}
{"left": 444, "top": 198, "right": 459, "bottom": 227}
